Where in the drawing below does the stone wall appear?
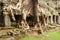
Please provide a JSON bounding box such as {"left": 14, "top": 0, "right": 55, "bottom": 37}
{"left": 0, "top": 0, "right": 60, "bottom": 29}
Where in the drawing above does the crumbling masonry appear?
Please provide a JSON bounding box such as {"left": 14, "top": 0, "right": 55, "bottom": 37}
{"left": 0, "top": 0, "right": 60, "bottom": 34}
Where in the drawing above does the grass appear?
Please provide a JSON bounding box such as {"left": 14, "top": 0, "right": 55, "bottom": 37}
{"left": 19, "top": 30, "right": 60, "bottom": 40}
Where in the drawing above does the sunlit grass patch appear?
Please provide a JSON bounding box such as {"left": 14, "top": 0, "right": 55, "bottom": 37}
{"left": 19, "top": 30, "right": 60, "bottom": 40}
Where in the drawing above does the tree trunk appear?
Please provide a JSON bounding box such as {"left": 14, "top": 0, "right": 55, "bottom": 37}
{"left": 33, "top": 0, "right": 44, "bottom": 34}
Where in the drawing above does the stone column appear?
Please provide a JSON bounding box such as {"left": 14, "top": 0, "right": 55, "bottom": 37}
{"left": 3, "top": 12, "right": 11, "bottom": 27}
{"left": 58, "top": 15, "right": 60, "bottom": 24}
{"left": 51, "top": 15, "right": 53, "bottom": 24}
{"left": 47, "top": 16, "right": 49, "bottom": 24}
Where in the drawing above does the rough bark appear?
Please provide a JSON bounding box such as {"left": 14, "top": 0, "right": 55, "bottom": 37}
{"left": 33, "top": 0, "right": 44, "bottom": 34}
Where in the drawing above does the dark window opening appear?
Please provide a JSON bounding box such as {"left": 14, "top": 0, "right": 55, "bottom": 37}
{"left": 59, "top": 13, "right": 60, "bottom": 15}
{"left": 26, "top": 15, "right": 35, "bottom": 27}
{"left": 10, "top": 15, "right": 22, "bottom": 26}
{"left": 45, "top": 18, "right": 47, "bottom": 23}
{"left": 53, "top": 15, "right": 55, "bottom": 23}
{"left": 56, "top": 16, "right": 58, "bottom": 24}
{"left": 0, "top": 2, "right": 4, "bottom": 27}
{"left": 39, "top": 16, "right": 44, "bottom": 25}
{"left": 49, "top": 16, "right": 51, "bottom": 23}
{"left": 15, "top": 15, "right": 22, "bottom": 23}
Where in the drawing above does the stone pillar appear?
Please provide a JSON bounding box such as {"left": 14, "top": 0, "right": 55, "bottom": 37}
{"left": 3, "top": 12, "right": 11, "bottom": 27}
{"left": 58, "top": 15, "right": 60, "bottom": 24}
{"left": 51, "top": 15, "right": 53, "bottom": 24}
{"left": 47, "top": 16, "right": 49, "bottom": 24}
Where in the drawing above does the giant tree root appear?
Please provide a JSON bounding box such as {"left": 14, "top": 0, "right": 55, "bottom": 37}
{"left": 37, "top": 23, "right": 44, "bottom": 34}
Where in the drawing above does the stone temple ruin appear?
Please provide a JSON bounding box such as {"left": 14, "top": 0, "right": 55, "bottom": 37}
{"left": 0, "top": 0, "right": 60, "bottom": 34}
